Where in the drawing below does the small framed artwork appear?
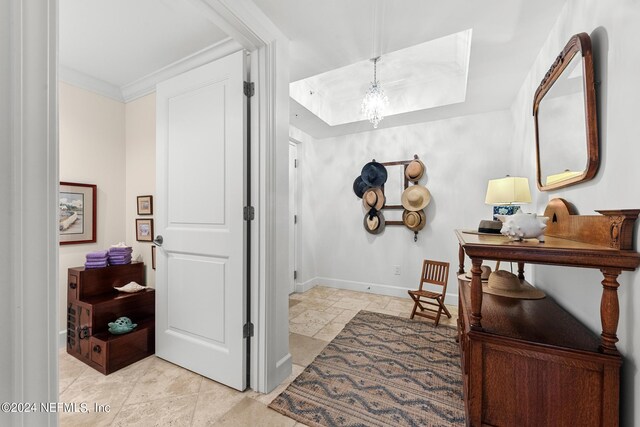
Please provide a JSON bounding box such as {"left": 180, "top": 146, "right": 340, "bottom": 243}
{"left": 59, "top": 182, "right": 97, "bottom": 245}
{"left": 151, "top": 245, "right": 156, "bottom": 270}
{"left": 137, "top": 195, "right": 153, "bottom": 215}
{"left": 136, "top": 218, "right": 154, "bottom": 242}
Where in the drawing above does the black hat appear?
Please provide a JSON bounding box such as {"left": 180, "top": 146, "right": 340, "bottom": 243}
{"left": 361, "top": 161, "right": 388, "bottom": 187}
{"left": 353, "top": 176, "right": 370, "bottom": 199}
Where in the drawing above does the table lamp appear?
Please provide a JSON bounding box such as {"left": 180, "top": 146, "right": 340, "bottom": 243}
{"left": 485, "top": 176, "right": 532, "bottom": 219}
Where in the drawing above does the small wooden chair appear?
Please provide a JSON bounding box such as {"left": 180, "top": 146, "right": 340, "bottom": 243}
{"left": 408, "top": 260, "right": 451, "bottom": 326}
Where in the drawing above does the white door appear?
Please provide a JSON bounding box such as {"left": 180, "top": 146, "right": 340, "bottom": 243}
{"left": 155, "top": 51, "right": 247, "bottom": 391}
{"left": 288, "top": 142, "right": 297, "bottom": 294}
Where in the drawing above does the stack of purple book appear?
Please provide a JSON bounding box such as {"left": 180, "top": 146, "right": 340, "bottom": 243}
{"left": 108, "top": 244, "right": 132, "bottom": 265}
{"left": 85, "top": 250, "right": 109, "bottom": 269}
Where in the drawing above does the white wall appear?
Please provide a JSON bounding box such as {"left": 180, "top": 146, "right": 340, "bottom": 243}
{"left": 294, "top": 109, "right": 514, "bottom": 303}
{"left": 59, "top": 82, "right": 127, "bottom": 332}
{"left": 509, "top": 1, "right": 640, "bottom": 425}
{"left": 125, "top": 93, "right": 157, "bottom": 286}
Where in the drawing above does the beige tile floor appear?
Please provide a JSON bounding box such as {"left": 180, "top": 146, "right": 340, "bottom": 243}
{"left": 59, "top": 286, "right": 457, "bottom": 426}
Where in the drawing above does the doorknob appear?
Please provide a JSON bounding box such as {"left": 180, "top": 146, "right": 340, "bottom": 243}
{"left": 153, "top": 235, "right": 164, "bottom": 246}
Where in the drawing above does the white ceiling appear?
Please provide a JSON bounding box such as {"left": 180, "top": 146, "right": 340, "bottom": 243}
{"left": 290, "top": 29, "right": 472, "bottom": 127}
{"left": 254, "top": 0, "right": 568, "bottom": 138}
{"left": 60, "top": 0, "right": 568, "bottom": 138}
{"left": 59, "top": 0, "right": 229, "bottom": 89}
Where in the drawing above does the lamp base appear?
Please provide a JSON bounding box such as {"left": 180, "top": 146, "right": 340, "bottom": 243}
{"left": 493, "top": 205, "right": 520, "bottom": 220}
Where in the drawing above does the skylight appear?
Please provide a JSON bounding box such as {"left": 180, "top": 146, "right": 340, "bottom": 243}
{"left": 290, "top": 29, "right": 473, "bottom": 127}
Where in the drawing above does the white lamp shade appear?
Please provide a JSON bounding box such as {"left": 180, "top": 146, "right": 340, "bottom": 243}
{"left": 485, "top": 176, "right": 532, "bottom": 205}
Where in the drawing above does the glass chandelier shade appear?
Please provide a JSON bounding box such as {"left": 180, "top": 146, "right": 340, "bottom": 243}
{"left": 361, "top": 57, "right": 389, "bottom": 129}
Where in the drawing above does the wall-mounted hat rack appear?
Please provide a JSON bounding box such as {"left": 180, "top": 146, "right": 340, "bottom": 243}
{"left": 355, "top": 154, "right": 428, "bottom": 242}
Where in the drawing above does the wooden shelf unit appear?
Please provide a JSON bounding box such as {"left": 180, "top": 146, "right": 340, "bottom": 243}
{"left": 67, "top": 262, "right": 155, "bottom": 375}
{"left": 455, "top": 198, "right": 640, "bottom": 427}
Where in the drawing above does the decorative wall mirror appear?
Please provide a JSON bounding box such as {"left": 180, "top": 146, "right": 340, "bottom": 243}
{"left": 533, "top": 32, "right": 599, "bottom": 191}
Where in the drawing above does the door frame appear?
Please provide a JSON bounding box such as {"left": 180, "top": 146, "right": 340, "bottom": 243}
{"left": 3, "top": 1, "right": 289, "bottom": 424}
{"left": 3, "top": 1, "right": 59, "bottom": 426}
{"left": 178, "top": 0, "right": 292, "bottom": 392}
{"left": 288, "top": 140, "right": 299, "bottom": 295}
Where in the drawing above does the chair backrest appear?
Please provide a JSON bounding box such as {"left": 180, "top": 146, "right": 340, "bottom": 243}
{"left": 419, "top": 259, "right": 450, "bottom": 295}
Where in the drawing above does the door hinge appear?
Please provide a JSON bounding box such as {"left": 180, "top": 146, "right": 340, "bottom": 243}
{"left": 243, "top": 322, "right": 254, "bottom": 338}
{"left": 244, "top": 81, "right": 254, "bottom": 97}
{"left": 243, "top": 206, "right": 255, "bottom": 221}
{"left": 294, "top": 158, "right": 298, "bottom": 168}
{"left": 294, "top": 270, "right": 297, "bottom": 280}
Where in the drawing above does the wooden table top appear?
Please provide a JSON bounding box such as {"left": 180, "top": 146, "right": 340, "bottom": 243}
{"left": 456, "top": 229, "right": 640, "bottom": 270}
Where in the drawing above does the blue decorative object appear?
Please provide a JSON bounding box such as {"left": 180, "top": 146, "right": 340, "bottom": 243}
{"left": 493, "top": 205, "right": 520, "bottom": 220}
{"left": 108, "top": 317, "right": 137, "bottom": 335}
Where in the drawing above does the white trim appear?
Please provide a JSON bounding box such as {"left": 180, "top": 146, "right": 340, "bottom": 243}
{"left": 275, "top": 353, "right": 292, "bottom": 369}
{"left": 59, "top": 38, "right": 243, "bottom": 104}
{"left": 288, "top": 140, "right": 298, "bottom": 295}
{"left": 120, "top": 37, "right": 242, "bottom": 102}
{"left": 5, "top": 1, "right": 59, "bottom": 426}
{"left": 59, "top": 66, "right": 124, "bottom": 102}
{"left": 249, "top": 50, "right": 262, "bottom": 393}
{"left": 300, "top": 277, "right": 459, "bottom": 306}
{"left": 184, "top": 0, "right": 286, "bottom": 51}
{"left": 59, "top": 330, "right": 67, "bottom": 349}
{"left": 295, "top": 278, "right": 316, "bottom": 294}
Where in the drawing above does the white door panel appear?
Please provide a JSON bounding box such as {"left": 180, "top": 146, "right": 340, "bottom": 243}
{"left": 167, "top": 255, "right": 226, "bottom": 343}
{"left": 156, "top": 50, "right": 246, "bottom": 391}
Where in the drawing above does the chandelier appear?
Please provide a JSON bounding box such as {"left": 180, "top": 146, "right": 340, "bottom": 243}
{"left": 361, "top": 57, "right": 389, "bottom": 129}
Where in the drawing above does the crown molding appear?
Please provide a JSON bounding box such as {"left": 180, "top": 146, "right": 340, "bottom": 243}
{"left": 120, "top": 37, "right": 242, "bottom": 102}
{"left": 60, "top": 37, "right": 242, "bottom": 104}
{"left": 59, "top": 66, "right": 124, "bottom": 102}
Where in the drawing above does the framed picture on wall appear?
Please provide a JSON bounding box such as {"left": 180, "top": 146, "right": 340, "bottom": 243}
{"left": 151, "top": 245, "right": 156, "bottom": 270}
{"left": 59, "top": 182, "right": 97, "bottom": 245}
{"left": 137, "top": 195, "right": 153, "bottom": 215}
{"left": 136, "top": 218, "right": 154, "bottom": 242}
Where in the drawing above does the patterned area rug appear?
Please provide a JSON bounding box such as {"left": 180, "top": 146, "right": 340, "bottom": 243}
{"left": 269, "top": 311, "right": 465, "bottom": 427}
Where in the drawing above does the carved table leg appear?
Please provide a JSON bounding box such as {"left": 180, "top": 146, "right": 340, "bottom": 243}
{"left": 470, "top": 258, "right": 483, "bottom": 330}
{"left": 458, "top": 244, "right": 465, "bottom": 275}
{"left": 517, "top": 262, "right": 525, "bottom": 280}
{"left": 599, "top": 268, "right": 622, "bottom": 355}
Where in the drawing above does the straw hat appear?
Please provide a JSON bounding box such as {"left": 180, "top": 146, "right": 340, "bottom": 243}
{"left": 363, "top": 210, "right": 385, "bottom": 235}
{"left": 361, "top": 161, "right": 388, "bottom": 187}
{"left": 405, "top": 159, "right": 425, "bottom": 181}
{"left": 401, "top": 185, "right": 431, "bottom": 211}
{"left": 459, "top": 270, "right": 545, "bottom": 299}
{"left": 362, "top": 188, "right": 385, "bottom": 211}
{"left": 460, "top": 265, "right": 492, "bottom": 281}
{"left": 353, "top": 176, "right": 370, "bottom": 199}
{"left": 402, "top": 209, "right": 426, "bottom": 231}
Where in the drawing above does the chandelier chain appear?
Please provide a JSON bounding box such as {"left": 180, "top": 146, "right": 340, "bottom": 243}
{"left": 373, "top": 57, "right": 377, "bottom": 82}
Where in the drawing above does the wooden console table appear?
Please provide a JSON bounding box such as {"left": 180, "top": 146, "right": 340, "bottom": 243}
{"left": 456, "top": 198, "right": 640, "bottom": 426}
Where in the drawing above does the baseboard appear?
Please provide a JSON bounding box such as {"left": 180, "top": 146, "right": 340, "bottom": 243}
{"left": 266, "top": 353, "right": 292, "bottom": 394}
{"left": 294, "top": 278, "right": 317, "bottom": 294}
{"left": 59, "top": 330, "right": 66, "bottom": 349}
{"left": 308, "top": 276, "right": 458, "bottom": 306}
